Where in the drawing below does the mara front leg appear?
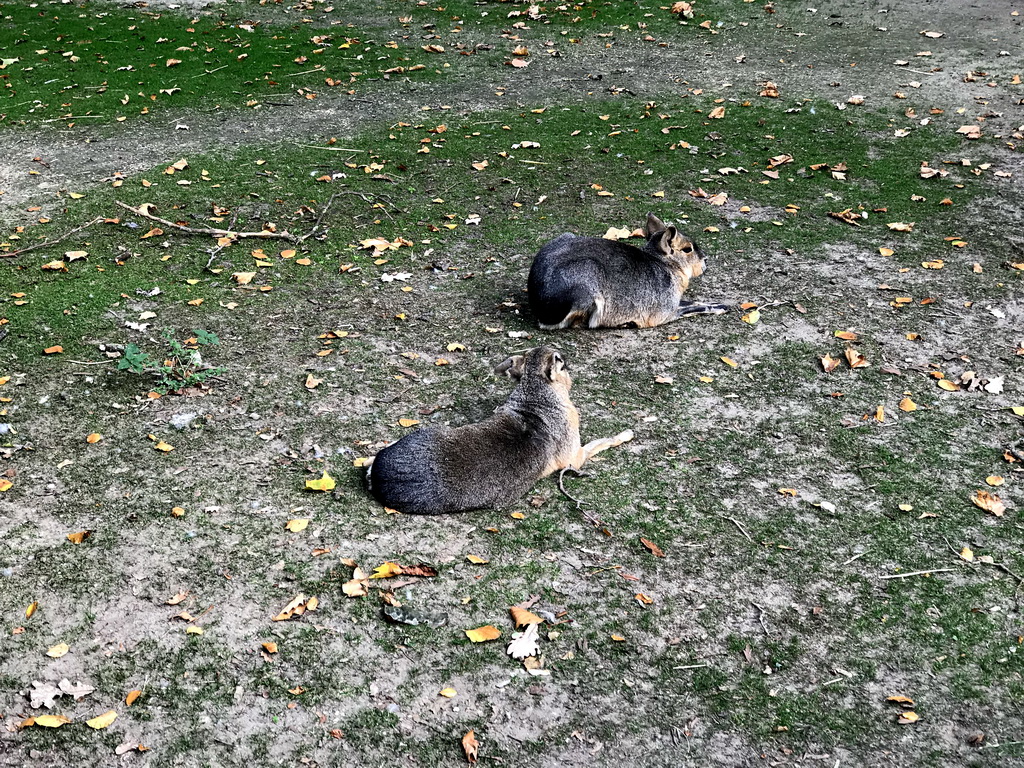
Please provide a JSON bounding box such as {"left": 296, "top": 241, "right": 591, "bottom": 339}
{"left": 570, "top": 429, "right": 635, "bottom": 469}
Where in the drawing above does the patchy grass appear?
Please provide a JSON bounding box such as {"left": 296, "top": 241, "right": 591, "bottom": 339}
{"left": 2, "top": 1, "right": 1023, "bottom": 766}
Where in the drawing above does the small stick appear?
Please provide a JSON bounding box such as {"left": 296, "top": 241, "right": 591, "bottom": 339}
{"left": 672, "top": 663, "right": 709, "bottom": 670}
{"left": 285, "top": 66, "right": 326, "bottom": 77}
{"left": 299, "top": 193, "right": 340, "bottom": 241}
{"left": 878, "top": 568, "right": 957, "bottom": 580}
{"left": 295, "top": 144, "right": 364, "bottom": 152}
{"left": 717, "top": 513, "right": 753, "bottom": 542}
{"left": 841, "top": 551, "right": 868, "bottom": 566}
{"left": 191, "top": 64, "right": 229, "bottom": 78}
{"left": 116, "top": 201, "right": 299, "bottom": 243}
{"left": 751, "top": 602, "right": 771, "bottom": 636}
{"left": 69, "top": 359, "right": 115, "bottom": 365}
{"left": 1, "top": 216, "right": 105, "bottom": 258}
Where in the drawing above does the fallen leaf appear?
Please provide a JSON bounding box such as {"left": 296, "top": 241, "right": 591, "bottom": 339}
{"left": 185, "top": 626, "right": 203, "bottom": 635}
{"left": 261, "top": 642, "right": 278, "bottom": 654}
{"left": 154, "top": 441, "right": 174, "bottom": 452}
{"left": 232, "top": 272, "right": 256, "bottom": 284}
{"left": 398, "top": 418, "right": 421, "bottom": 427}
{"left": 899, "top": 397, "right": 917, "bottom": 412}
{"left": 708, "top": 106, "right": 726, "bottom": 119}
{"left": 741, "top": 309, "right": 760, "bottom": 325}
{"left": 887, "top": 222, "right": 915, "bottom": 232}
{"left": 43, "top": 345, "right": 63, "bottom": 355}
{"left": 462, "top": 730, "right": 480, "bottom": 763}
{"left": 47, "top": 643, "right": 70, "bottom": 658}
{"left": 510, "top": 605, "right": 545, "bottom": 627}
{"left": 86, "top": 710, "right": 117, "bottom": 730}
{"left": 125, "top": 689, "right": 142, "bottom": 706}
{"left": 844, "top": 348, "right": 869, "bottom": 368}
{"left": 898, "top": 711, "right": 920, "bottom": 724}
{"left": 465, "top": 625, "right": 501, "bottom": 643}
{"left": 640, "top": 537, "right": 665, "bottom": 557}
{"left": 66, "top": 531, "right": 91, "bottom": 545}
{"left": 26, "top": 601, "right": 38, "bottom": 618}
{"left": 972, "top": 490, "right": 1006, "bottom": 517}
{"left": 959, "top": 547, "right": 975, "bottom": 562}
{"left": 937, "top": 379, "right": 960, "bottom": 391}
{"left": 820, "top": 354, "right": 841, "bottom": 373}
{"left": 29, "top": 681, "right": 63, "bottom": 709}
{"left": 720, "top": 356, "right": 738, "bottom": 368}
{"left": 33, "top": 714, "right": 72, "bottom": 728}
{"left": 466, "top": 554, "right": 489, "bottom": 564}
{"left": 835, "top": 330, "right": 859, "bottom": 341}
{"left": 285, "top": 518, "right": 310, "bottom": 533}
{"left": 370, "top": 561, "right": 403, "bottom": 579}
{"left": 887, "top": 694, "right": 915, "bottom": 705}
{"left": 86, "top": 433, "right": 102, "bottom": 444}
{"left": 439, "top": 687, "right": 457, "bottom": 698}
{"left": 506, "top": 623, "right": 541, "bottom": 660}
{"left": 305, "top": 471, "right": 336, "bottom": 492}
{"left": 272, "top": 594, "right": 318, "bottom": 621}
{"left": 986, "top": 476, "right": 1004, "bottom": 486}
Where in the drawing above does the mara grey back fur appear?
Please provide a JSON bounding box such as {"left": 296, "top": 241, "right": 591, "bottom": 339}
{"left": 527, "top": 212, "right": 729, "bottom": 329}
{"left": 367, "top": 347, "right": 633, "bottom": 514}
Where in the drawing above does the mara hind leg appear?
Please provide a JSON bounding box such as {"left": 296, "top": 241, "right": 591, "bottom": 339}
{"left": 676, "top": 299, "right": 730, "bottom": 318}
{"left": 538, "top": 295, "right": 606, "bottom": 330}
{"left": 570, "top": 429, "right": 634, "bottom": 469}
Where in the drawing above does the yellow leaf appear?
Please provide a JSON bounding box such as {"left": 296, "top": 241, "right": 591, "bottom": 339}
{"left": 959, "top": 547, "right": 974, "bottom": 562}
{"left": 1012, "top": 406, "right": 1024, "bottom": 416}
{"left": 986, "top": 476, "right": 1004, "bottom": 487}
{"left": 741, "top": 309, "right": 760, "bottom": 325}
{"left": 510, "top": 511, "right": 525, "bottom": 520}
{"left": 510, "top": 605, "right": 544, "bottom": 627}
{"left": 879, "top": 247, "right": 895, "bottom": 257}
{"left": 47, "top": 643, "right": 70, "bottom": 658}
{"left": 708, "top": 106, "right": 726, "bottom": 119}
{"left": 187, "top": 298, "right": 204, "bottom": 306}
{"left": 353, "top": 457, "right": 369, "bottom": 468}
{"left": 446, "top": 342, "right": 467, "bottom": 352}
{"left": 0, "top": 478, "right": 14, "bottom": 492}
{"left": 398, "top": 418, "right": 421, "bottom": 427}
{"left": 86, "top": 433, "right": 102, "bottom": 444}
{"left": 280, "top": 249, "right": 296, "bottom": 259}
{"left": 261, "top": 642, "right": 278, "bottom": 654}
{"left": 899, "top": 397, "right": 917, "bottom": 412}
{"left": 371, "top": 561, "right": 403, "bottom": 579}
{"left": 154, "top": 441, "right": 174, "bottom": 452}
{"left": 232, "top": 271, "right": 256, "bottom": 284}
{"left": 610, "top": 634, "right": 626, "bottom": 642}
{"left": 886, "top": 694, "right": 915, "bottom": 705}
{"left": 272, "top": 594, "right": 317, "bottom": 621}
{"left": 465, "top": 625, "right": 501, "bottom": 643}
{"left": 305, "top": 471, "right": 336, "bottom": 492}
{"left": 125, "top": 690, "right": 141, "bottom": 706}
{"left": 26, "top": 601, "right": 38, "bottom": 618}
{"left": 66, "top": 530, "right": 91, "bottom": 545}
{"left": 285, "top": 518, "right": 310, "bottom": 533}
{"left": 937, "top": 379, "right": 959, "bottom": 391}
{"left": 296, "top": 258, "right": 312, "bottom": 266}
{"left": 844, "top": 348, "right": 869, "bottom": 368}
{"left": 170, "top": 506, "right": 185, "bottom": 517}
{"left": 720, "top": 356, "right": 738, "bottom": 368}
{"left": 466, "top": 554, "right": 489, "bottom": 564}
{"left": 820, "top": 354, "right": 841, "bottom": 373}
{"left": 834, "top": 330, "right": 859, "bottom": 340}
{"left": 69, "top": 192, "right": 85, "bottom": 200}
{"left": 898, "top": 503, "right": 914, "bottom": 511}
{"left": 185, "top": 625, "right": 203, "bottom": 635}
{"left": 41, "top": 260, "right": 66, "bottom": 271}
{"left": 635, "top": 592, "right": 654, "bottom": 605}
{"left": 304, "top": 373, "right": 322, "bottom": 389}
{"left": 33, "top": 715, "right": 72, "bottom": 728}
{"left": 898, "top": 711, "right": 920, "bottom": 724}
{"left": 439, "top": 687, "right": 457, "bottom": 698}
{"left": 86, "top": 710, "right": 117, "bottom": 730}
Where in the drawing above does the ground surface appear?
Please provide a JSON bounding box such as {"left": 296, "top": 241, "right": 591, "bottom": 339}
{"left": 1, "top": 1, "right": 1023, "bottom": 766}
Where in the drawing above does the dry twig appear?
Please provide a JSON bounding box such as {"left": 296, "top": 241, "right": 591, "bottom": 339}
{"left": 116, "top": 201, "right": 300, "bottom": 243}
{"left": 1, "top": 216, "right": 105, "bottom": 258}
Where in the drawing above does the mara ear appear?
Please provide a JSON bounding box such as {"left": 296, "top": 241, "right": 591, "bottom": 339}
{"left": 494, "top": 354, "right": 527, "bottom": 380}
{"left": 545, "top": 350, "right": 566, "bottom": 381}
{"left": 644, "top": 212, "right": 667, "bottom": 238}
{"left": 672, "top": 230, "right": 696, "bottom": 254}
{"left": 652, "top": 224, "right": 678, "bottom": 254}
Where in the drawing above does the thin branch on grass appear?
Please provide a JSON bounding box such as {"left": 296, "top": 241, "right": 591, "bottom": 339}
{"left": 841, "top": 551, "right": 868, "bottom": 566}
{"left": 117, "top": 201, "right": 300, "bottom": 243}
{"left": 69, "top": 359, "right": 115, "bottom": 365}
{"left": 672, "top": 664, "right": 709, "bottom": 670}
{"left": 1, "top": 216, "right": 105, "bottom": 258}
{"left": 285, "top": 66, "right": 326, "bottom": 77}
{"left": 878, "top": 568, "right": 957, "bottom": 580}
{"left": 295, "top": 144, "right": 365, "bottom": 152}
{"left": 751, "top": 602, "right": 771, "bottom": 636}
{"left": 717, "top": 513, "right": 753, "bottom": 542}
{"left": 299, "top": 193, "right": 341, "bottom": 241}
{"left": 190, "top": 64, "right": 229, "bottom": 78}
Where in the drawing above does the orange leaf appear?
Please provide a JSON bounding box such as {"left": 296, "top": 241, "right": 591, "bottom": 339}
{"left": 640, "top": 537, "right": 665, "bottom": 557}
{"left": 509, "top": 605, "right": 544, "bottom": 627}
{"left": 125, "top": 689, "right": 142, "bottom": 706}
{"left": 462, "top": 730, "right": 480, "bottom": 763}
{"left": 464, "top": 625, "right": 501, "bottom": 643}
{"left": 66, "top": 530, "right": 91, "bottom": 545}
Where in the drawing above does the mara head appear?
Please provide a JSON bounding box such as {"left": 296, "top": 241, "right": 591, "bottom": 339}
{"left": 494, "top": 346, "right": 572, "bottom": 389}
{"left": 643, "top": 212, "right": 706, "bottom": 280}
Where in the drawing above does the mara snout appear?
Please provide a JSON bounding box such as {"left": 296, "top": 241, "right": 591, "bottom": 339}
{"left": 527, "top": 212, "right": 729, "bottom": 330}
{"left": 366, "top": 346, "right": 634, "bottom": 514}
